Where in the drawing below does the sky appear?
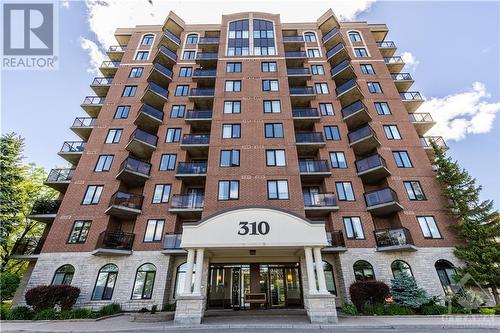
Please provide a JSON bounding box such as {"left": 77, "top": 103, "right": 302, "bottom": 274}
{"left": 1, "top": 0, "right": 499, "bottom": 207}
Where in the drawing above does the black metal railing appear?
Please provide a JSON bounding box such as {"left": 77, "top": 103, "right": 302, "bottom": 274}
{"left": 60, "top": 141, "right": 86, "bottom": 153}
{"left": 119, "top": 157, "right": 151, "bottom": 176}
{"left": 304, "top": 193, "right": 337, "bottom": 207}
{"left": 30, "top": 199, "right": 61, "bottom": 215}
{"left": 292, "top": 108, "right": 319, "bottom": 118}
{"left": 193, "top": 69, "right": 217, "bottom": 77}
{"left": 195, "top": 52, "right": 218, "bottom": 60}
{"left": 347, "top": 125, "right": 376, "bottom": 144}
{"left": 322, "top": 27, "right": 339, "bottom": 43}
{"left": 158, "top": 45, "right": 178, "bottom": 61}
{"left": 289, "top": 86, "right": 315, "bottom": 95}
{"left": 186, "top": 110, "right": 213, "bottom": 119}
{"left": 129, "top": 128, "right": 158, "bottom": 146}
{"left": 108, "top": 191, "right": 143, "bottom": 211}
{"left": 72, "top": 117, "right": 96, "bottom": 128}
{"left": 82, "top": 96, "right": 105, "bottom": 105}
{"left": 283, "top": 36, "right": 304, "bottom": 42}
{"left": 364, "top": 187, "right": 399, "bottom": 207}
{"left": 96, "top": 230, "right": 135, "bottom": 251}
{"left": 198, "top": 37, "right": 220, "bottom": 44}
{"left": 189, "top": 88, "right": 215, "bottom": 97}
{"left": 91, "top": 77, "right": 113, "bottom": 85}
{"left": 170, "top": 194, "right": 204, "bottom": 209}
{"left": 326, "top": 43, "right": 345, "bottom": 59}
{"left": 164, "top": 30, "right": 181, "bottom": 45}
{"left": 287, "top": 68, "right": 311, "bottom": 76}
{"left": 163, "top": 234, "right": 182, "bottom": 250}
{"left": 355, "top": 154, "right": 387, "bottom": 173}
{"left": 145, "top": 82, "right": 169, "bottom": 98}
{"left": 377, "top": 41, "right": 396, "bottom": 48}
{"left": 420, "top": 136, "right": 447, "bottom": 148}
{"left": 152, "top": 62, "right": 174, "bottom": 79}
{"left": 46, "top": 168, "right": 75, "bottom": 182}
{"left": 391, "top": 73, "right": 413, "bottom": 81}
{"left": 285, "top": 51, "right": 307, "bottom": 58}
{"left": 295, "top": 132, "right": 324, "bottom": 143}
{"left": 100, "top": 61, "right": 120, "bottom": 68}
{"left": 139, "top": 104, "right": 164, "bottom": 121}
{"left": 326, "top": 231, "right": 345, "bottom": 247}
{"left": 299, "top": 160, "right": 330, "bottom": 173}
{"left": 341, "top": 100, "right": 366, "bottom": 119}
{"left": 181, "top": 134, "right": 210, "bottom": 145}
{"left": 400, "top": 91, "right": 423, "bottom": 101}
{"left": 374, "top": 227, "right": 413, "bottom": 248}
{"left": 176, "top": 162, "right": 208, "bottom": 175}
{"left": 11, "top": 237, "right": 44, "bottom": 255}
{"left": 409, "top": 113, "right": 434, "bottom": 123}
{"left": 384, "top": 56, "right": 404, "bottom": 65}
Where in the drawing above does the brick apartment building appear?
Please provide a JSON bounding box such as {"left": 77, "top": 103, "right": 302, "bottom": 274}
{"left": 12, "top": 9, "right": 460, "bottom": 323}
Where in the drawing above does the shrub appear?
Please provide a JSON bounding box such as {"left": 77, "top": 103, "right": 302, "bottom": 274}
{"left": 25, "top": 285, "right": 80, "bottom": 311}
{"left": 151, "top": 305, "right": 158, "bottom": 314}
{"left": 419, "top": 303, "right": 448, "bottom": 315}
{"left": 390, "top": 273, "right": 431, "bottom": 309}
{"left": 495, "top": 304, "right": 500, "bottom": 315}
{"left": 8, "top": 306, "right": 34, "bottom": 320}
{"left": 384, "top": 303, "right": 415, "bottom": 315}
{"left": 362, "top": 303, "right": 385, "bottom": 315}
{"left": 139, "top": 307, "right": 149, "bottom": 313}
{"left": 480, "top": 308, "right": 495, "bottom": 315}
{"left": 349, "top": 280, "right": 390, "bottom": 311}
{"left": 0, "top": 272, "right": 21, "bottom": 301}
{"left": 33, "top": 309, "right": 56, "bottom": 320}
{"left": 59, "top": 308, "right": 94, "bottom": 320}
{"left": 162, "top": 303, "right": 176, "bottom": 311}
{"left": 340, "top": 303, "right": 358, "bottom": 315}
{"left": 98, "top": 303, "right": 121, "bottom": 317}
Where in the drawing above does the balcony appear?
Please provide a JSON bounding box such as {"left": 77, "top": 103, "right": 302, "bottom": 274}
{"left": 175, "top": 162, "right": 208, "bottom": 184}
{"left": 289, "top": 86, "right": 316, "bottom": 104}
{"left": 58, "top": 141, "right": 86, "bottom": 165}
{"left": 99, "top": 61, "right": 119, "bottom": 76}
{"left": 189, "top": 88, "right": 215, "bottom": 109}
{"left": 341, "top": 100, "right": 371, "bottom": 130}
{"left": 326, "top": 43, "right": 349, "bottom": 65}
{"left": 149, "top": 63, "right": 174, "bottom": 85}
{"left": 285, "top": 51, "right": 307, "bottom": 66}
{"left": 107, "top": 45, "right": 126, "bottom": 61}
{"left": 141, "top": 82, "right": 169, "bottom": 109}
{"left": 304, "top": 193, "right": 339, "bottom": 217}
{"left": 292, "top": 108, "right": 320, "bottom": 128}
{"left": 384, "top": 56, "right": 405, "bottom": 73}
{"left": 70, "top": 117, "right": 96, "bottom": 141}
{"left": 370, "top": 24, "right": 389, "bottom": 42}
{"left": 180, "top": 134, "right": 210, "bottom": 156}
{"left": 192, "top": 68, "right": 217, "bottom": 84}
{"left": 162, "top": 234, "right": 185, "bottom": 255}
{"left": 125, "top": 129, "right": 158, "bottom": 159}
{"left": 283, "top": 35, "right": 304, "bottom": 47}
{"left": 331, "top": 59, "right": 356, "bottom": 86}
{"left": 335, "top": 79, "right": 363, "bottom": 107}
{"left": 105, "top": 191, "right": 143, "bottom": 218}
{"left": 116, "top": 157, "right": 151, "bottom": 186}
{"left": 348, "top": 125, "right": 380, "bottom": 155}
{"left": 90, "top": 77, "right": 113, "bottom": 96}
{"left": 80, "top": 96, "right": 104, "bottom": 117}
{"left": 185, "top": 110, "right": 213, "bottom": 131}
{"left": 377, "top": 41, "right": 396, "bottom": 57}
{"left": 355, "top": 154, "right": 391, "bottom": 184}
{"left": 198, "top": 37, "right": 220, "bottom": 52}
{"left": 195, "top": 52, "right": 218, "bottom": 66}
{"left": 374, "top": 227, "right": 417, "bottom": 252}
{"left": 400, "top": 92, "right": 424, "bottom": 113}
{"left": 391, "top": 73, "right": 414, "bottom": 92}
{"left": 295, "top": 132, "right": 325, "bottom": 155}
{"left": 134, "top": 104, "right": 164, "bottom": 132}
{"left": 114, "top": 31, "right": 131, "bottom": 46}
{"left": 364, "top": 187, "right": 403, "bottom": 216}
{"left": 169, "top": 194, "right": 204, "bottom": 218}
{"left": 92, "top": 231, "right": 134, "bottom": 256}
{"left": 155, "top": 45, "right": 178, "bottom": 66}
{"left": 44, "top": 168, "right": 75, "bottom": 192}
{"left": 409, "top": 113, "right": 435, "bottom": 135}
{"left": 322, "top": 27, "right": 342, "bottom": 49}
{"left": 287, "top": 68, "right": 311, "bottom": 85}
{"left": 28, "top": 199, "right": 61, "bottom": 223}
{"left": 299, "top": 160, "right": 331, "bottom": 181}
{"left": 160, "top": 30, "right": 181, "bottom": 50}
{"left": 420, "top": 136, "right": 448, "bottom": 160}
{"left": 323, "top": 231, "right": 347, "bottom": 252}
{"left": 9, "top": 237, "right": 45, "bottom": 260}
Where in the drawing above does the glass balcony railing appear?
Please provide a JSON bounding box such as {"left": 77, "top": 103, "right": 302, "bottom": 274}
{"left": 289, "top": 86, "right": 315, "bottom": 95}
{"left": 326, "top": 230, "right": 345, "bottom": 248}
{"left": 292, "top": 108, "right": 319, "bottom": 118}
{"left": 374, "top": 227, "right": 414, "bottom": 248}
{"left": 119, "top": 157, "right": 151, "bottom": 176}
{"left": 72, "top": 117, "right": 96, "bottom": 128}
{"left": 377, "top": 41, "right": 396, "bottom": 48}
{"left": 11, "top": 237, "right": 45, "bottom": 256}
{"left": 46, "top": 168, "right": 75, "bottom": 182}
{"left": 322, "top": 27, "right": 339, "bottom": 43}
{"left": 96, "top": 230, "right": 135, "bottom": 251}
{"left": 145, "top": 82, "right": 169, "bottom": 98}
{"left": 170, "top": 194, "right": 204, "bottom": 209}
{"left": 30, "top": 199, "right": 61, "bottom": 215}
{"left": 60, "top": 141, "right": 86, "bottom": 153}
{"left": 107, "top": 45, "right": 126, "bottom": 52}
{"left": 304, "top": 193, "right": 337, "bottom": 207}
{"left": 355, "top": 154, "right": 387, "bottom": 174}
{"left": 283, "top": 36, "right": 304, "bottom": 43}
{"left": 164, "top": 30, "right": 181, "bottom": 45}
{"left": 159, "top": 45, "right": 178, "bottom": 61}
{"left": 189, "top": 88, "right": 215, "bottom": 97}
{"left": 331, "top": 59, "right": 350, "bottom": 77}
{"left": 285, "top": 51, "right": 307, "bottom": 58}
{"left": 100, "top": 61, "right": 119, "bottom": 68}
{"left": 420, "top": 136, "right": 447, "bottom": 149}
{"left": 347, "top": 125, "right": 376, "bottom": 144}
{"left": 177, "top": 162, "right": 208, "bottom": 175}
{"left": 82, "top": 96, "right": 105, "bottom": 106}
{"left": 91, "top": 77, "right": 113, "bottom": 85}
{"left": 152, "top": 63, "right": 174, "bottom": 79}
{"left": 391, "top": 73, "right": 413, "bottom": 81}
{"left": 193, "top": 69, "right": 217, "bottom": 77}
{"left": 287, "top": 68, "right": 311, "bottom": 75}
{"left": 364, "top": 187, "right": 399, "bottom": 208}
{"left": 186, "top": 110, "right": 213, "bottom": 119}
{"left": 335, "top": 79, "right": 358, "bottom": 96}
{"left": 195, "top": 52, "right": 218, "bottom": 60}
{"left": 295, "top": 132, "right": 324, "bottom": 143}
{"left": 409, "top": 113, "right": 434, "bottom": 123}
{"left": 198, "top": 37, "right": 220, "bottom": 44}
{"left": 181, "top": 134, "right": 210, "bottom": 145}
{"left": 341, "top": 100, "right": 366, "bottom": 119}
{"left": 130, "top": 128, "right": 158, "bottom": 146}
{"left": 139, "top": 104, "right": 164, "bottom": 121}
{"left": 299, "top": 160, "right": 330, "bottom": 173}
{"left": 163, "top": 234, "right": 182, "bottom": 250}
{"left": 109, "top": 191, "right": 143, "bottom": 211}
{"left": 400, "top": 91, "right": 423, "bottom": 101}
{"left": 326, "top": 43, "right": 345, "bottom": 59}
{"left": 384, "top": 56, "right": 404, "bottom": 65}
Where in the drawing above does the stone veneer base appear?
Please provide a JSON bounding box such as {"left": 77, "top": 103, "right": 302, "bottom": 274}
{"left": 304, "top": 293, "right": 338, "bottom": 324}
{"left": 173, "top": 295, "right": 205, "bottom": 325}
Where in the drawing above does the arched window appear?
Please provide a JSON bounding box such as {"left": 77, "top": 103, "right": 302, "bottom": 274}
{"left": 391, "top": 260, "right": 413, "bottom": 278}
{"left": 174, "top": 262, "right": 195, "bottom": 297}
{"left": 51, "top": 265, "right": 75, "bottom": 285}
{"left": 142, "top": 34, "right": 154, "bottom": 45}
{"left": 348, "top": 31, "right": 362, "bottom": 42}
{"left": 304, "top": 32, "right": 317, "bottom": 42}
{"left": 353, "top": 260, "right": 375, "bottom": 281}
{"left": 186, "top": 33, "right": 198, "bottom": 44}
{"left": 92, "top": 264, "right": 118, "bottom": 300}
{"left": 435, "top": 259, "right": 457, "bottom": 291}
{"left": 319, "top": 261, "right": 336, "bottom": 295}
{"left": 131, "top": 263, "right": 156, "bottom": 300}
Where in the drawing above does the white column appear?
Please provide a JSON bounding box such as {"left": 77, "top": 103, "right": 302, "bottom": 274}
{"left": 313, "top": 247, "right": 328, "bottom": 294}
{"left": 304, "top": 247, "right": 317, "bottom": 294}
{"left": 193, "top": 248, "right": 205, "bottom": 295}
{"left": 183, "top": 248, "right": 195, "bottom": 295}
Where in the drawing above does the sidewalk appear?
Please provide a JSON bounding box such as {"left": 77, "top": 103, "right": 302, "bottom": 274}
{"left": 1, "top": 313, "right": 499, "bottom": 332}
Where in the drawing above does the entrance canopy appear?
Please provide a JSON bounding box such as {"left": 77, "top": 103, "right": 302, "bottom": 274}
{"left": 181, "top": 207, "right": 328, "bottom": 249}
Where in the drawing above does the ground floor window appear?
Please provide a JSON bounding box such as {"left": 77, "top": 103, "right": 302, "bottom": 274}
{"left": 321, "top": 261, "right": 337, "bottom": 295}
{"left": 353, "top": 260, "right": 375, "bottom": 281}
{"left": 391, "top": 260, "right": 413, "bottom": 278}
{"left": 51, "top": 264, "right": 75, "bottom": 285}
{"left": 174, "top": 262, "right": 195, "bottom": 297}
{"left": 92, "top": 264, "right": 118, "bottom": 300}
{"left": 131, "top": 263, "right": 156, "bottom": 300}
{"left": 435, "top": 259, "right": 457, "bottom": 292}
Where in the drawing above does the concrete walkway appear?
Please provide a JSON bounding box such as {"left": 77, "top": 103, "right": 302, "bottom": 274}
{"left": 1, "top": 313, "right": 499, "bottom": 332}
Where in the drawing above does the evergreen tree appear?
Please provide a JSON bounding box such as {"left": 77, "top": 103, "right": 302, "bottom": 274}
{"left": 390, "top": 272, "right": 430, "bottom": 308}
{"left": 432, "top": 143, "right": 500, "bottom": 304}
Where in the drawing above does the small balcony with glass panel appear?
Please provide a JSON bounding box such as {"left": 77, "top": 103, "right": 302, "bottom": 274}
{"left": 391, "top": 73, "right": 414, "bottom": 92}
{"left": 347, "top": 125, "right": 381, "bottom": 155}
{"left": 141, "top": 82, "right": 169, "bottom": 109}
{"left": 44, "top": 168, "right": 75, "bottom": 193}
{"left": 341, "top": 100, "right": 371, "bottom": 130}
{"left": 282, "top": 33, "right": 304, "bottom": 48}
{"left": 374, "top": 227, "right": 417, "bottom": 252}
{"left": 125, "top": 129, "right": 158, "bottom": 160}
{"left": 355, "top": 154, "right": 391, "bottom": 184}
{"left": 299, "top": 160, "right": 331, "bottom": 181}
{"left": 364, "top": 187, "right": 403, "bottom": 216}
{"left": 70, "top": 117, "right": 96, "bottom": 141}
{"left": 330, "top": 59, "right": 356, "bottom": 86}
{"left": 289, "top": 86, "right": 316, "bottom": 104}
{"left": 175, "top": 161, "right": 208, "bottom": 184}
{"left": 92, "top": 230, "right": 134, "bottom": 256}
{"left": 322, "top": 26, "right": 342, "bottom": 49}
{"left": 192, "top": 68, "right": 217, "bottom": 85}
{"left": 377, "top": 41, "right": 396, "bottom": 57}
{"left": 105, "top": 191, "right": 143, "bottom": 218}
{"left": 409, "top": 113, "right": 436, "bottom": 135}
{"left": 90, "top": 77, "right": 113, "bottom": 96}
{"left": 134, "top": 104, "right": 164, "bottom": 133}
{"left": 335, "top": 79, "right": 363, "bottom": 107}
{"left": 292, "top": 108, "right": 320, "bottom": 128}
{"left": 80, "top": 96, "right": 104, "bottom": 117}
{"left": 322, "top": 230, "right": 347, "bottom": 252}
{"left": 303, "top": 192, "right": 339, "bottom": 217}
{"left": 28, "top": 199, "right": 61, "bottom": 223}
{"left": 58, "top": 141, "right": 86, "bottom": 165}
{"left": 106, "top": 45, "right": 126, "bottom": 61}
{"left": 198, "top": 34, "right": 220, "bottom": 52}
{"left": 159, "top": 29, "right": 181, "bottom": 50}
{"left": 149, "top": 63, "right": 174, "bottom": 85}
{"left": 114, "top": 31, "right": 131, "bottom": 47}
{"left": 400, "top": 91, "right": 424, "bottom": 113}
{"left": 8, "top": 237, "right": 45, "bottom": 261}
{"left": 420, "top": 136, "right": 448, "bottom": 160}
{"left": 154, "top": 45, "right": 178, "bottom": 67}
{"left": 162, "top": 234, "right": 185, "bottom": 255}
{"left": 295, "top": 132, "right": 325, "bottom": 155}
{"left": 384, "top": 56, "right": 405, "bottom": 72}
{"left": 195, "top": 52, "right": 218, "bottom": 66}
{"left": 116, "top": 157, "right": 151, "bottom": 186}
{"left": 285, "top": 51, "right": 308, "bottom": 66}
{"left": 99, "top": 61, "right": 119, "bottom": 76}
{"left": 180, "top": 134, "right": 210, "bottom": 156}
{"left": 326, "top": 42, "right": 349, "bottom": 65}
{"left": 185, "top": 110, "right": 212, "bottom": 131}
{"left": 169, "top": 194, "right": 204, "bottom": 218}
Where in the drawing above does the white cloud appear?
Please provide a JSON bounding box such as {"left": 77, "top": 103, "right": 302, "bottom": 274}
{"left": 79, "top": 37, "right": 105, "bottom": 74}
{"left": 61, "top": 1, "right": 70, "bottom": 8}
{"left": 401, "top": 51, "right": 419, "bottom": 72}
{"left": 422, "top": 82, "right": 500, "bottom": 142}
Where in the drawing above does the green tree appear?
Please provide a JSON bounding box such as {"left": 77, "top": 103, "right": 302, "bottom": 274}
{"left": 432, "top": 143, "right": 500, "bottom": 304}
{"left": 390, "top": 272, "right": 430, "bottom": 308}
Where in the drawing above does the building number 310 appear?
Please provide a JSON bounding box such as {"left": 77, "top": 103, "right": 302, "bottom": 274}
{"left": 237, "top": 221, "right": 270, "bottom": 235}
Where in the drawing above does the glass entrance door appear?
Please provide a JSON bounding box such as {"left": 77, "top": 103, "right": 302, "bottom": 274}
{"left": 269, "top": 268, "right": 286, "bottom": 307}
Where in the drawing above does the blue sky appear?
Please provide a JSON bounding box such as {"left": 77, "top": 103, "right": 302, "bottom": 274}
{"left": 2, "top": 0, "right": 499, "bottom": 207}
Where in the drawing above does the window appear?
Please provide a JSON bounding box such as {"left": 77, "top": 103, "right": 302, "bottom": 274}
{"left": 227, "top": 19, "right": 250, "bottom": 56}
{"left": 114, "top": 106, "right": 130, "bottom": 119}
{"left": 307, "top": 48, "right": 321, "bottom": 58}
{"left": 321, "top": 261, "right": 337, "bottom": 295}
{"left": 360, "top": 64, "right": 375, "bottom": 75}
{"left": 67, "top": 220, "right": 91, "bottom": 244}
{"left": 92, "top": 264, "right": 118, "bottom": 300}
{"left": 391, "top": 260, "right": 413, "bottom": 278}
{"left": 166, "top": 128, "right": 181, "bottom": 142}
{"left": 330, "top": 152, "right": 347, "bottom": 168}
{"left": 218, "top": 180, "right": 239, "bottom": 200}
{"left": 263, "top": 100, "right": 281, "bottom": 113}
{"left": 222, "top": 124, "right": 241, "bottom": 138}
{"left": 159, "top": 154, "right": 176, "bottom": 171}
{"left": 404, "top": 181, "right": 426, "bottom": 200}
{"left": 142, "top": 34, "right": 154, "bottom": 45}
{"left": 122, "top": 85, "right": 137, "bottom": 97}
{"left": 225, "top": 80, "right": 241, "bottom": 92}
{"left": 175, "top": 85, "right": 189, "bottom": 96}
{"left": 353, "top": 260, "right": 375, "bottom": 281}
{"left": 393, "top": 151, "right": 413, "bottom": 168}
{"left": 315, "top": 83, "right": 329, "bottom": 94}
{"left": 319, "top": 103, "right": 334, "bottom": 115}
{"left": 186, "top": 33, "right": 198, "bottom": 44}
{"left": 182, "top": 50, "right": 196, "bottom": 60}
{"left": 144, "top": 220, "right": 164, "bottom": 242}
{"left": 95, "top": 155, "right": 113, "bottom": 172}
{"left": 226, "top": 62, "right": 242, "bottom": 72}
{"left": 435, "top": 260, "right": 458, "bottom": 292}
{"left": 131, "top": 264, "right": 156, "bottom": 300}
{"left": 367, "top": 82, "right": 383, "bottom": 93}
{"left": 384, "top": 125, "right": 401, "bottom": 139}
{"left": 343, "top": 217, "right": 364, "bottom": 239}
{"left": 224, "top": 101, "right": 241, "bottom": 114}
{"left": 82, "top": 185, "right": 103, "bottom": 205}
{"left": 261, "top": 62, "right": 277, "bottom": 72}
{"left": 267, "top": 180, "right": 289, "bottom": 200}
{"left": 304, "top": 32, "right": 317, "bottom": 42}
{"left": 336, "top": 182, "right": 355, "bottom": 201}
{"left": 348, "top": 31, "right": 362, "bottom": 42}
{"left": 135, "top": 51, "right": 149, "bottom": 60}
{"left": 105, "top": 129, "right": 122, "bottom": 143}
{"left": 129, "top": 67, "right": 143, "bottom": 78}
{"left": 253, "top": 19, "right": 276, "bottom": 55}
{"left": 52, "top": 265, "right": 75, "bottom": 285}
{"left": 152, "top": 184, "right": 171, "bottom": 203}
{"left": 417, "top": 216, "right": 441, "bottom": 239}
{"left": 354, "top": 48, "right": 368, "bottom": 57}
{"left": 170, "top": 105, "right": 186, "bottom": 118}
{"left": 262, "top": 80, "right": 279, "bottom": 91}
{"left": 374, "top": 102, "right": 391, "bottom": 115}
{"left": 264, "top": 123, "right": 284, "bottom": 138}
{"left": 311, "top": 65, "right": 325, "bottom": 75}
{"left": 220, "top": 150, "right": 240, "bottom": 167}
{"left": 324, "top": 126, "right": 340, "bottom": 141}
{"left": 179, "top": 67, "right": 192, "bottom": 77}
{"left": 266, "top": 149, "right": 286, "bottom": 166}
{"left": 174, "top": 262, "right": 195, "bottom": 297}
